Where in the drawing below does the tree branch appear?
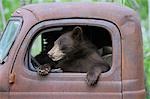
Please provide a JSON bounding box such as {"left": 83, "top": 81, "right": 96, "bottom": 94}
{"left": 148, "top": 0, "right": 150, "bottom": 42}
{"left": 20, "top": 0, "right": 26, "bottom": 6}
{"left": 29, "top": 0, "right": 32, "bottom": 4}
{"left": 128, "top": 0, "right": 140, "bottom": 11}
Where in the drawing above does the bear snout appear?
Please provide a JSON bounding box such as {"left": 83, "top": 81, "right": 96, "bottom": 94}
{"left": 47, "top": 53, "right": 54, "bottom": 59}
{"left": 47, "top": 44, "right": 66, "bottom": 61}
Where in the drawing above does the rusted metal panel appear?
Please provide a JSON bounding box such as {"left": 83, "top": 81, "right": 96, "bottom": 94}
{"left": 120, "top": 11, "right": 145, "bottom": 98}
{"left": 13, "top": 3, "right": 137, "bottom": 29}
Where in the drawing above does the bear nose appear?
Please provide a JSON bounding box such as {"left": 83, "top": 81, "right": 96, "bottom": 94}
{"left": 48, "top": 53, "right": 53, "bottom": 59}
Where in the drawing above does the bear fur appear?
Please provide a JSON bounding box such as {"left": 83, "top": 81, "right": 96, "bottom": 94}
{"left": 48, "top": 26, "right": 110, "bottom": 86}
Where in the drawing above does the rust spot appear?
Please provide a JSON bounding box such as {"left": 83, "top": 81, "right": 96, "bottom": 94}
{"left": 9, "top": 72, "right": 16, "bottom": 84}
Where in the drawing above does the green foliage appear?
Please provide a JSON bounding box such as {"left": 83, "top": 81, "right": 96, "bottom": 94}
{"left": 61, "top": 0, "right": 81, "bottom": 2}
{"left": 136, "top": 0, "right": 148, "bottom": 19}
{"left": 2, "top": 0, "right": 20, "bottom": 20}
{"left": 144, "top": 38, "right": 150, "bottom": 99}
{"left": 30, "top": 0, "right": 54, "bottom": 3}
{"left": 0, "top": 0, "right": 20, "bottom": 31}
{"left": 0, "top": 22, "right": 2, "bottom": 32}
{"left": 125, "top": 0, "right": 148, "bottom": 20}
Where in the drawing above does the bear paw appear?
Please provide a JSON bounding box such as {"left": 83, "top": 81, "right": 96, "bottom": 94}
{"left": 86, "top": 72, "right": 100, "bottom": 86}
{"left": 36, "top": 64, "right": 51, "bottom": 76}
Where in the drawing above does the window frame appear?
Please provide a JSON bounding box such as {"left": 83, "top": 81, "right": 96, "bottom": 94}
{"left": 22, "top": 18, "right": 121, "bottom": 80}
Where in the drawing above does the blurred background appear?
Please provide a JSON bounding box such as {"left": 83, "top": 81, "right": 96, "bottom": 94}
{"left": 0, "top": 0, "right": 150, "bottom": 98}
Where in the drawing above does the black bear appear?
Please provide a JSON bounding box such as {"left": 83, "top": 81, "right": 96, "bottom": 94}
{"left": 47, "top": 26, "right": 110, "bottom": 86}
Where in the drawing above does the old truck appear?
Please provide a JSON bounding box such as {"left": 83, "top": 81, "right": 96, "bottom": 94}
{"left": 0, "top": 2, "right": 145, "bottom": 99}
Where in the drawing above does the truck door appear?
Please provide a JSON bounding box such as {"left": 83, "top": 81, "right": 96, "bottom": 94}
{"left": 9, "top": 19, "right": 122, "bottom": 99}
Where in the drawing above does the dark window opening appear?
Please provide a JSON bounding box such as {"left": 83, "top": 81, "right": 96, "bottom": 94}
{"left": 28, "top": 26, "right": 112, "bottom": 73}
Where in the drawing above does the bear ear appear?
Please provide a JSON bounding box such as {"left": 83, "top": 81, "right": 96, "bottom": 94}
{"left": 72, "top": 26, "right": 83, "bottom": 41}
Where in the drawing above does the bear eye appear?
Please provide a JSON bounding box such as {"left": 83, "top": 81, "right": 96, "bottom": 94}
{"left": 61, "top": 46, "right": 67, "bottom": 50}
{"left": 59, "top": 38, "right": 65, "bottom": 45}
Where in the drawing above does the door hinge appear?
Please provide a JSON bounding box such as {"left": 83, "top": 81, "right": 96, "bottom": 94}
{"left": 9, "top": 72, "right": 16, "bottom": 84}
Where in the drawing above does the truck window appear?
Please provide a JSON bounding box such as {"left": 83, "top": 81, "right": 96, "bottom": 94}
{"left": 29, "top": 26, "right": 112, "bottom": 73}
{"left": 0, "top": 19, "right": 22, "bottom": 63}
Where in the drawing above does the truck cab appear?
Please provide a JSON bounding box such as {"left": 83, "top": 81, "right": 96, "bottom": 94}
{"left": 0, "top": 3, "right": 145, "bottom": 99}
